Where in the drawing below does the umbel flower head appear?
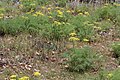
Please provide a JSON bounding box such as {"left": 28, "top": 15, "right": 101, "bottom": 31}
{"left": 57, "top": 10, "right": 63, "bottom": 15}
{"left": 19, "top": 76, "right": 29, "bottom": 80}
{"left": 69, "top": 37, "right": 80, "bottom": 41}
{"left": 69, "top": 32, "right": 76, "bottom": 36}
{"left": 83, "top": 39, "right": 89, "bottom": 42}
{"left": 10, "top": 75, "right": 17, "bottom": 79}
{"left": 107, "top": 73, "right": 113, "bottom": 78}
{"left": 84, "top": 12, "right": 89, "bottom": 16}
{"left": 33, "top": 71, "right": 41, "bottom": 77}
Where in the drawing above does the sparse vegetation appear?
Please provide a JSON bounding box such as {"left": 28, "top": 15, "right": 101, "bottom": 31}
{"left": 0, "top": 0, "right": 120, "bottom": 80}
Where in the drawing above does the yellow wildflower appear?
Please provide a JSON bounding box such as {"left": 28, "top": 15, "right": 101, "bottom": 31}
{"left": 47, "top": 8, "right": 51, "bottom": 10}
{"left": 10, "top": 75, "right": 17, "bottom": 79}
{"left": 33, "top": 14, "right": 37, "bottom": 17}
{"left": 54, "top": 21, "right": 61, "bottom": 26}
{"left": 114, "top": 3, "right": 120, "bottom": 6}
{"left": 83, "top": 39, "right": 89, "bottom": 42}
{"left": 19, "top": 76, "right": 29, "bottom": 80}
{"left": 33, "top": 72, "right": 41, "bottom": 77}
{"left": 55, "top": 7, "right": 59, "bottom": 9}
{"left": 10, "top": 79, "right": 16, "bottom": 80}
{"left": 84, "top": 12, "right": 89, "bottom": 16}
{"left": 69, "top": 32, "right": 76, "bottom": 36}
{"left": 48, "top": 16, "right": 52, "bottom": 18}
{"left": 66, "top": 10, "right": 71, "bottom": 13}
{"left": 105, "top": 3, "right": 109, "bottom": 6}
{"left": 35, "top": 11, "right": 44, "bottom": 16}
{"left": 108, "top": 73, "right": 113, "bottom": 77}
{"left": 57, "top": 10, "right": 63, "bottom": 15}
{"left": 41, "top": 6, "right": 45, "bottom": 9}
{"left": 78, "top": 13, "right": 83, "bottom": 15}
{"left": 107, "top": 73, "right": 113, "bottom": 78}
{"left": 69, "top": 37, "right": 80, "bottom": 41}
{"left": 108, "top": 19, "right": 111, "bottom": 21}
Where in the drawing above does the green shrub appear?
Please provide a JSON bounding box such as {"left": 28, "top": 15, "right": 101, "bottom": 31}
{"left": 94, "top": 4, "right": 120, "bottom": 21}
{"left": 112, "top": 42, "right": 120, "bottom": 58}
{"left": 94, "top": 68, "right": 120, "bottom": 80}
{"left": 111, "top": 42, "right": 120, "bottom": 64}
{"left": 36, "top": 0, "right": 50, "bottom": 5}
{"left": 64, "top": 46, "right": 102, "bottom": 73}
{"left": 69, "top": 15, "right": 95, "bottom": 40}
{"left": 111, "top": 68, "right": 120, "bottom": 80}
{"left": 20, "top": 0, "right": 38, "bottom": 12}
{"left": 98, "top": 20, "right": 113, "bottom": 31}
{"left": 55, "top": 0, "right": 67, "bottom": 7}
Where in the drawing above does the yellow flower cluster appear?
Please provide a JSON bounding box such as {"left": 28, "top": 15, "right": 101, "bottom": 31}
{"left": 41, "top": 6, "right": 45, "bottom": 9}
{"left": 48, "top": 16, "right": 52, "bottom": 19}
{"left": 107, "top": 73, "right": 113, "bottom": 78}
{"left": 69, "top": 32, "right": 76, "bottom": 36}
{"left": 113, "top": 3, "right": 120, "bottom": 6}
{"left": 69, "top": 37, "right": 80, "bottom": 41}
{"left": 53, "top": 21, "right": 62, "bottom": 26}
{"left": 66, "top": 10, "right": 71, "bottom": 13}
{"left": 26, "top": 9, "right": 34, "bottom": 14}
{"left": 47, "top": 8, "right": 51, "bottom": 10}
{"left": 78, "top": 13, "right": 83, "bottom": 15}
{"left": 57, "top": 10, "right": 63, "bottom": 17}
{"left": 0, "top": 13, "right": 4, "bottom": 19}
{"left": 33, "top": 11, "right": 44, "bottom": 17}
{"left": 10, "top": 75, "right": 17, "bottom": 79}
{"left": 19, "top": 76, "right": 29, "bottom": 80}
{"left": 33, "top": 71, "right": 41, "bottom": 77}
{"left": 78, "top": 12, "right": 89, "bottom": 16}
{"left": 84, "top": 12, "right": 89, "bottom": 16}
{"left": 57, "top": 10, "right": 63, "bottom": 15}
{"left": 69, "top": 32, "right": 79, "bottom": 41}
{"left": 10, "top": 72, "right": 41, "bottom": 80}
{"left": 83, "top": 39, "right": 89, "bottom": 42}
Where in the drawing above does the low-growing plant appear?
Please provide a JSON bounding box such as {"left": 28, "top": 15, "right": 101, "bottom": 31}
{"left": 94, "top": 68, "right": 120, "bottom": 80}
{"left": 69, "top": 15, "right": 95, "bottom": 40}
{"left": 94, "top": 4, "right": 120, "bottom": 21}
{"left": 110, "top": 68, "right": 120, "bottom": 80}
{"left": 64, "top": 46, "right": 103, "bottom": 73}
{"left": 111, "top": 42, "right": 120, "bottom": 64}
{"left": 20, "top": 0, "right": 38, "bottom": 12}
{"left": 111, "top": 42, "right": 120, "bottom": 58}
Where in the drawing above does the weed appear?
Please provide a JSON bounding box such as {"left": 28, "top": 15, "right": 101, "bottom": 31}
{"left": 64, "top": 46, "right": 102, "bottom": 73}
